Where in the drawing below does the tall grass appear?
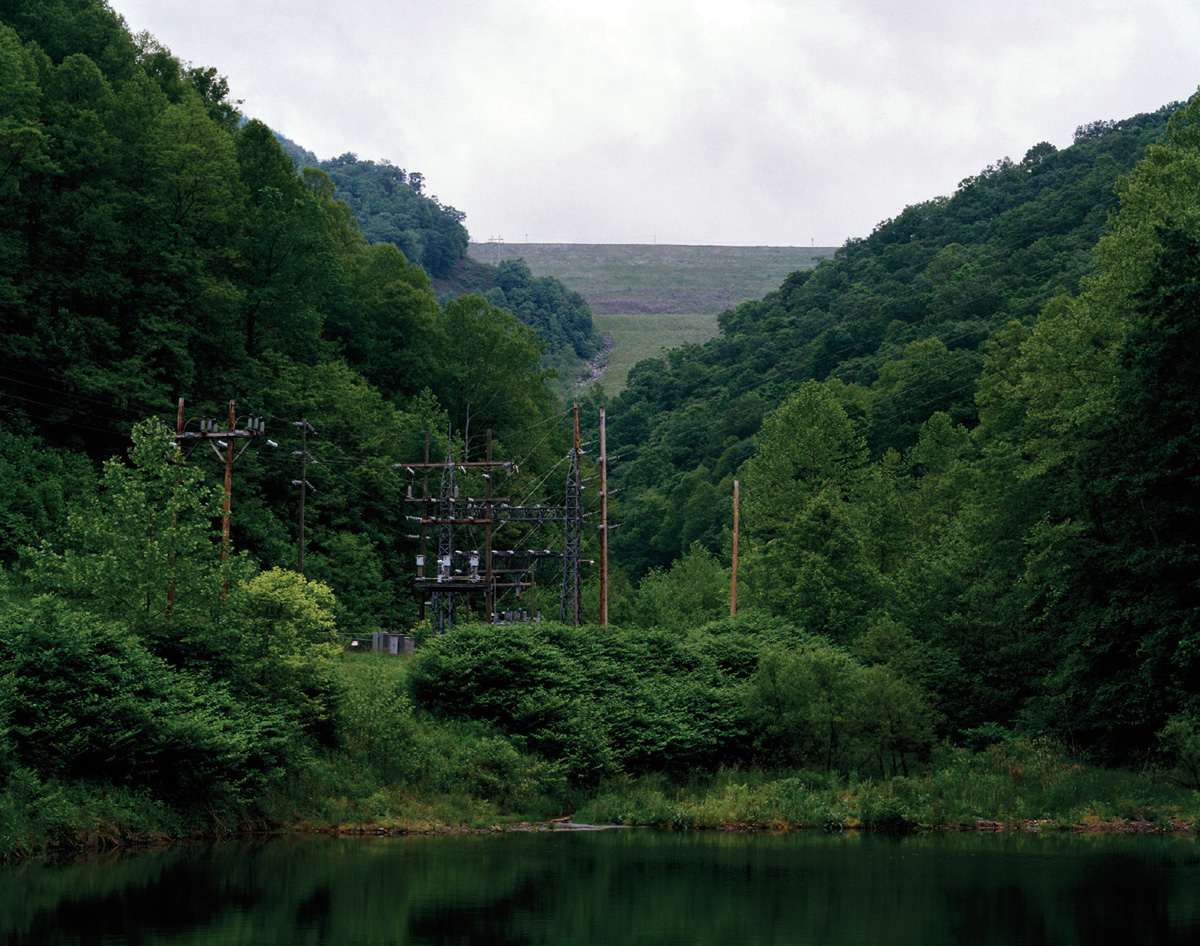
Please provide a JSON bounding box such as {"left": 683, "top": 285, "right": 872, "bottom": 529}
{"left": 229, "top": 658, "right": 1200, "bottom": 838}
{"left": 0, "top": 767, "right": 216, "bottom": 860}
{"left": 574, "top": 738, "right": 1200, "bottom": 833}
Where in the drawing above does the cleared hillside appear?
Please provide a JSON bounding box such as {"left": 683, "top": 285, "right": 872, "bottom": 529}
{"left": 467, "top": 243, "right": 832, "bottom": 314}
{"left": 466, "top": 243, "right": 833, "bottom": 391}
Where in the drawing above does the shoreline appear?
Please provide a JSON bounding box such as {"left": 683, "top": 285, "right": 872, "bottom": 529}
{"left": 7, "top": 814, "right": 1196, "bottom": 865}
{"left": 297, "top": 814, "right": 1198, "bottom": 839}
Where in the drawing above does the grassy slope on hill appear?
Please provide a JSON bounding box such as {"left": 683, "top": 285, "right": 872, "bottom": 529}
{"left": 467, "top": 244, "right": 833, "bottom": 391}
{"left": 593, "top": 313, "right": 726, "bottom": 394}
{"left": 468, "top": 243, "right": 832, "bottom": 314}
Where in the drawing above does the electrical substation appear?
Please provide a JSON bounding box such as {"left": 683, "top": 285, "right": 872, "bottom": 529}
{"left": 401, "top": 415, "right": 589, "bottom": 635}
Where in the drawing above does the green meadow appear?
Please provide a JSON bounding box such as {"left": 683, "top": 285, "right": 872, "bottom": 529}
{"left": 467, "top": 243, "right": 832, "bottom": 392}
{"left": 590, "top": 312, "right": 720, "bottom": 391}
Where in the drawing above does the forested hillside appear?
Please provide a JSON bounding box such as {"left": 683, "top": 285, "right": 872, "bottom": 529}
{"left": 0, "top": 0, "right": 587, "bottom": 849}
{"left": 603, "top": 105, "right": 1179, "bottom": 578}
{"left": 592, "top": 93, "right": 1200, "bottom": 762}
{"left": 4, "top": 0, "right": 1200, "bottom": 855}
{"left": 271, "top": 135, "right": 600, "bottom": 383}
{"left": 0, "top": 0, "right": 572, "bottom": 634}
{"left": 273, "top": 133, "right": 469, "bottom": 279}
{"left": 432, "top": 256, "right": 598, "bottom": 383}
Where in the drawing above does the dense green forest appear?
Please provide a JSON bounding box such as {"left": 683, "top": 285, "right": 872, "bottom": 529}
{"left": 3, "top": 0, "right": 1200, "bottom": 856}
{"left": 273, "top": 134, "right": 599, "bottom": 382}
{"left": 590, "top": 95, "right": 1200, "bottom": 766}
{"left": 0, "top": 0, "right": 574, "bottom": 627}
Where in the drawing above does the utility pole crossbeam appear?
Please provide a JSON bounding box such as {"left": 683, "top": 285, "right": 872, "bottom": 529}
{"left": 171, "top": 399, "right": 272, "bottom": 600}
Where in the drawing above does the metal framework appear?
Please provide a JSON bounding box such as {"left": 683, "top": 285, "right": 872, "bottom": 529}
{"left": 400, "top": 423, "right": 586, "bottom": 634}
{"left": 560, "top": 409, "right": 583, "bottom": 627}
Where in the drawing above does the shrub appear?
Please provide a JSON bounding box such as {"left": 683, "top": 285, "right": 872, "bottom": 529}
{"left": 224, "top": 568, "right": 343, "bottom": 745}
{"left": 1158, "top": 714, "right": 1200, "bottom": 789}
{"left": 0, "top": 599, "right": 253, "bottom": 802}
{"left": 743, "top": 640, "right": 938, "bottom": 776}
{"left": 407, "top": 622, "right": 744, "bottom": 782}
{"left": 339, "top": 655, "right": 417, "bottom": 783}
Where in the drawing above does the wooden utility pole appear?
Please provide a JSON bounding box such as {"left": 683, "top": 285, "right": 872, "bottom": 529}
{"left": 171, "top": 399, "right": 268, "bottom": 601}
{"left": 563, "top": 403, "right": 583, "bottom": 627}
{"left": 485, "top": 428, "right": 495, "bottom": 623}
{"left": 167, "top": 396, "right": 184, "bottom": 611}
{"left": 420, "top": 430, "right": 430, "bottom": 622}
{"left": 730, "top": 479, "right": 739, "bottom": 617}
{"left": 600, "top": 409, "right": 608, "bottom": 627}
{"left": 292, "top": 419, "right": 316, "bottom": 575}
{"left": 220, "top": 399, "right": 235, "bottom": 597}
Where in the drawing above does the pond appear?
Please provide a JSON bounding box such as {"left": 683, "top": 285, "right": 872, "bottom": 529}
{"left": 4, "top": 829, "right": 1199, "bottom": 945}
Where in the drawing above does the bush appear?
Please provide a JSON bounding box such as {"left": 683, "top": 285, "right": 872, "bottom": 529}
{"left": 743, "top": 640, "right": 938, "bottom": 776}
{"left": 414, "top": 720, "right": 569, "bottom": 817}
{"left": 0, "top": 599, "right": 255, "bottom": 802}
{"left": 1158, "top": 714, "right": 1200, "bottom": 789}
{"left": 224, "top": 568, "right": 343, "bottom": 746}
{"left": 407, "top": 622, "right": 745, "bottom": 782}
{"left": 339, "top": 654, "right": 417, "bottom": 783}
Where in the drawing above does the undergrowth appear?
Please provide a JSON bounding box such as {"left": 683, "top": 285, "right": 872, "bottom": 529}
{"left": 574, "top": 738, "right": 1200, "bottom": 833}
{"left": 7, "top": 653, "right": 1199, "bottom": 860}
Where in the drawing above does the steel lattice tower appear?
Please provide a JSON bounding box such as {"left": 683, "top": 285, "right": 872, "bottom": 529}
{"left": 559, "top": 411, "right": 582, "bottom": 626}
{"left": 429, "top": 443, "right": 457, "bottom": 634}
{"left": 403, "top": 418, "right": 587, "bottom": 631}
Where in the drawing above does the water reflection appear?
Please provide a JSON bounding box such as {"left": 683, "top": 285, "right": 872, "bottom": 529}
{"left": 3, "top": 831, "right": 1199, "bottom": 945}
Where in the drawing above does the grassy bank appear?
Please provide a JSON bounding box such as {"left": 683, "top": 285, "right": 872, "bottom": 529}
{"left": 261, "top": 651, "right": 1200, "bottom": 836}
{"left": 574, "top": 745, "right": 1200, "bottom": 834}
{"left": 285, "top": 709, "right": 1200, "bottom": 838}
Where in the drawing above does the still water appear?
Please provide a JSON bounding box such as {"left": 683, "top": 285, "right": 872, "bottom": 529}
{"left": 4, "top": 829, "right": 1200, "bottom": 945}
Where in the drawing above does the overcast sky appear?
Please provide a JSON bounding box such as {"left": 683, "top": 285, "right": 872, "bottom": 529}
{"left": 108, "top": 0, "right": 1199, "bottom": 247}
